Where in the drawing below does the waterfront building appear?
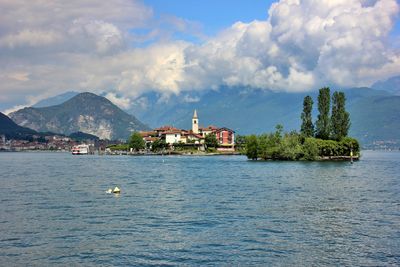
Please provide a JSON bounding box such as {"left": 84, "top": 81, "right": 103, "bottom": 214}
{"left": 139, "top": 110, "right": 235, "bottom": 151}
{"left": 215, "top": 127, "right": 235, "bottom": 151}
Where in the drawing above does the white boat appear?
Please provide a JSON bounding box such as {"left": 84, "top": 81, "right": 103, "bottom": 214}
{"left": 72, "top": 144, "right": 89, "bottom": 155}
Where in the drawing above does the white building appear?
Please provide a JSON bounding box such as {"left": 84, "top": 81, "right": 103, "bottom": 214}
{"left": 164, "top": 130, "right": 182, "bottom": 144}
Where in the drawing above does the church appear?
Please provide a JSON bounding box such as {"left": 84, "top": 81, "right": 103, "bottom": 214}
{"left": 140, "top": 110, "right": 235, "bottom": 151}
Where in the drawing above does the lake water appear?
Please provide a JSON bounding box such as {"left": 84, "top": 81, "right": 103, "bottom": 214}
{"left": 0, "top": 151, "right": 399, "bottom": 266}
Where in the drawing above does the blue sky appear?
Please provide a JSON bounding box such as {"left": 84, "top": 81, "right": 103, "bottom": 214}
{"left": 144, "top": 0, "right": 277, "bottom": 35}
{"left": 145, "top": 0, "right": 400, "bottom": 45}
{"left": 1, "top": 0, "right": 400, "bottom": 112}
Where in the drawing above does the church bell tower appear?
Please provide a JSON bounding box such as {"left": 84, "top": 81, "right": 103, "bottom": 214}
{"left": 192, "top": 109, "right": 199, "bottom": 134}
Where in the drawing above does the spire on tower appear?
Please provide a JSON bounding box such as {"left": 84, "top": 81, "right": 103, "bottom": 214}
{"left": 193, "top": 109, "right": 198, "bottom": 119}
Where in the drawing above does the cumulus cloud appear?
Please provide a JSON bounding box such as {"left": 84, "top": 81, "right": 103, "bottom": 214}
{"left": 180, "top": 0, "right": 399, "bottom": 92}
{"left": 105, "top": 92, "right": 131, "bottom": 109}
{"left": 0, "top": 0, "right": 399, "bottom": 111}
{"left": 68, "top": 19, "right": 124, "bottom": 54}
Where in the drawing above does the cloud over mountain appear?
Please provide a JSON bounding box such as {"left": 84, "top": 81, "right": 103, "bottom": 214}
{"left": 0, "top": 0, "right": 399, "bottom": 111}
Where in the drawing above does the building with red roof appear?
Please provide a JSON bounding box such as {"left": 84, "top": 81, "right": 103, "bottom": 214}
{"left": 139, "top": 110, "right": 235, "bottom": 151}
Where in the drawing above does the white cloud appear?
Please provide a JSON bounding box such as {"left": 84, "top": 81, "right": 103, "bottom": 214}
{"left": 180, "top": 0, "right": 400, "bottom": 91}
{"left": 105, "top": 92, "right": 131, "bottom": 109}
{"left": 68, "top": 19, "right": 124, "bottom": 54}
{"left": 0, "top": 0, "right": 399, "bottom": 111}
{"left": 0, "top": 30, "right": 61, "bottom": 48}
{"left": 182, "top": 95, "right": 200, "bottom": 103}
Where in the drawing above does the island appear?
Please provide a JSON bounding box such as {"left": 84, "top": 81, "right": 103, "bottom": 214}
{"left": 245, "top": 87, "right": 360, "bottom": 161}
{"left": 107, "top": 109, "right": 238, "bottom": 155}
{"left": 106, "top": 87, "right": 359, "bottom": 161}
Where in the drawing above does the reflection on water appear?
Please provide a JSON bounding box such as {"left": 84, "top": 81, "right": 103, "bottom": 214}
{"left": 0, "top": 151, "right": 399, "bottom": 265}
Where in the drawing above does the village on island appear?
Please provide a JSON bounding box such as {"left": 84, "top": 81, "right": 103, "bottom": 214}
{"left": 104, "top": 110, "right": 236, "bottom": 155}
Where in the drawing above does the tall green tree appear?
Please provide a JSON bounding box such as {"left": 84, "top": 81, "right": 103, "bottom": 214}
{"left": 300, "top": 95, "right": 314, "bottom": 137}
{"left": 331, "top": 91, "right": 350, "bottom": 140}
{"left": 129, "top": 131, "right": 145, "bottom": 151}
{"left": 315, "top": 87, "right": 331, "bottom": 140}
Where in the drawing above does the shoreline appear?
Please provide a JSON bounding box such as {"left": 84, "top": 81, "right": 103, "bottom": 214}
{"left": 249, "top": 155, "right": 360, "bottom": 162}
{"left": 0, "top": 149, "right": 376, "bottom": 162}
{"left": 109, "top": 151, "right": 242, "bottom": 156}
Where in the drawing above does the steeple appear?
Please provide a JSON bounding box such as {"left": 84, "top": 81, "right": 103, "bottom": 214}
{"left": 192, "top": 109, "right": 199, "bottom": 134}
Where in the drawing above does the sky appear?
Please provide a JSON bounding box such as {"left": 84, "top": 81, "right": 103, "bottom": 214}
{"left": 0, "top": 0, "right": 399, "bottom": 113}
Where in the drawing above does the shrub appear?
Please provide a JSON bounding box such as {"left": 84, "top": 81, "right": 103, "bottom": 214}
{"left": 302, "top": 138, "right": 319, "bottom": 160}
{"left": 279, "top": 132, "right": 303, "bottom": 160}
{"left": 340, "top": 137, "right": 360, "bottom": 155}
{"left": 245, "top": 135, "right": 259, "bottom": 160}
{"left": 152, "top": 139, "right": 167, "bottom": 152}
{"left": 108, "top": 144, "right": 129, "bottom": 151}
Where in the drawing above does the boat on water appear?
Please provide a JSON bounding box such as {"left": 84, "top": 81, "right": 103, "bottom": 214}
{"left": 71, "top": 144, "right": 90, "bottom": 155}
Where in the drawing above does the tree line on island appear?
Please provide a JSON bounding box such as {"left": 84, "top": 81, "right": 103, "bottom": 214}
{"left": 245, "top": 87, "right": 359, "bottom": 160}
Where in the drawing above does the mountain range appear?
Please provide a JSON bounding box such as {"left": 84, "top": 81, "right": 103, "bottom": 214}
{"left": 9, "top": 92, "right": 149, "bottom": 140}
{"left": 372, "top": 75, "right": 400, "bottom": 95}
{"left": 126, "top": 86, "right": 400, "bottom": 145}
{"left": 5, "top": 75, "right": 400, "bottom": 146}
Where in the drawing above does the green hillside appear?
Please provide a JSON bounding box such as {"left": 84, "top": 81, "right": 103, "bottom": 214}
{"left": 0, "top": 112, "right": 37, "bottom": 139}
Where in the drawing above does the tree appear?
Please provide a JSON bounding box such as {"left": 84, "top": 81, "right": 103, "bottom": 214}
{"left": 129, "top": 132, "right": 145, "bottom": 151}
{"left": 302, "top": 138, "right": 319, "bottom": 160}
{"left": 151, "top": 139, "right": 167, "bottom": 152}
{"left": 331, "top": 91, "right": 350, "bottom": 140}
{"left": 300, "top": 95, "right": 314, "bottom": 137}
{"left": 279, "top": 131, "right": 302, "bottom": 160}
{"left": 275, "top": 124, "right": 283, "bottom": 138}
{"left": 315, "top": 87, "right": 331, "bottom": 140}
{"left": 257, "top": 125, "right": 283, "bottom": 160}
{"left": 257, "top": 134, "right": 270, "bottom": 160}
{"left": 245, "top": 135, "right": 259, "bottom": 160}
{"left": 205, "top": 133, "right": 218, "bottom": 149}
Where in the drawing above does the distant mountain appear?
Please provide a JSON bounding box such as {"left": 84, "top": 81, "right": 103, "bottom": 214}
{"left": 337, "top": 88, "right": 399, "bottom": 145}
{"left": 129, "top": 87, "right": 400, "bottom": 146}
{"left": 10, "top": 92, "right": 149, "bottom": 140}
{"left": 130, "top": 88, "right": 303, "bottom": 133}
{"left": 32, "top": 91, "right": 79, "bottom": 107}
{"left": 372, "top": 76, "right": 400, "bottom": 95}
{"left": 0, "top": 112, "right": 37, "bottom": 139}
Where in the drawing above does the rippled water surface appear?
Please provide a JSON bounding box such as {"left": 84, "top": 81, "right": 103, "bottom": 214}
{"left": 0, "top": 151, "right": 399, "bottom": 266}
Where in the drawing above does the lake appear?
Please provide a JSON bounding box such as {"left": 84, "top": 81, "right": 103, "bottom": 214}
{"left": 0, "top": 151, "right": 399, "bottom": 266}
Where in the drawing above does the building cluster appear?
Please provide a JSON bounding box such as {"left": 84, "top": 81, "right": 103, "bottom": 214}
{"left": 1, "top": 110, "right": 236, "bottom": 153}
{"left": 368, "top": 140, "right": 400, "bottom": 150}
{"left": 140, "top": 110, "right": 235, "bottom": 151}
{"left": 0, "top": 134, "right": 104, "bottom": 152}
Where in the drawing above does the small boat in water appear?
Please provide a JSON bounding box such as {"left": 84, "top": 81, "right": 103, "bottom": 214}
{"left": 106, "top": 187, "right": 121, "bottom": 194}
{"left": 71, "top": 144, "right": 89, "bottom": 155}
{"left": 112, "top": 186, "right": 121, "bottom": 194}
